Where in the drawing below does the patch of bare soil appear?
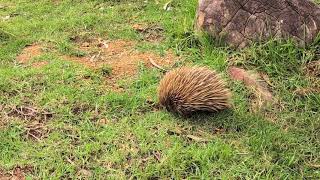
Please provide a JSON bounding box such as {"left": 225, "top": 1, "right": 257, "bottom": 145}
{"left": 0, "top": 166, "right": 33, "bottom": 180}
{"left": 24, "top": 122, "right": 50, "bottom": 141}
{"left": 2, "top": 105, "right": 53, "bottom": 141}
{"left": 6, "top": 106, "right": 53, "bottom": 122}
{"left": 16, "top": 39, "right": 178, "bottom": 80}
{"left": 16, "top": 44, "right": 48, "bottom": 68}
{"left": 16, "top": 44, "right": 42, "bottom": 63}
{"left": 67, "top": 38, "right": 177, "bottom": 78}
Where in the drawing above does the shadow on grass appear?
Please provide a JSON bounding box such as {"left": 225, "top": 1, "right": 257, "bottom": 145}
{"left": 167, "top": 109, "right": 246, "bottom": 134}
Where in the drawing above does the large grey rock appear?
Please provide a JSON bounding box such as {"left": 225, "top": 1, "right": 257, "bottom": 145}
{"left": 196, "top": 0, "right": 320, "bottom": 48}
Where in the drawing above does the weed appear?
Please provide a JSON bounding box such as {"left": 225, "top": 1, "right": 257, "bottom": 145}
{"left": 100, "top": 64, "right": 112, "bottom": 76}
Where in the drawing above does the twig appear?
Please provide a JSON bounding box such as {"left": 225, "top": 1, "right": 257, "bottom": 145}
{"left": 27, "top": 131, "right": 41, "bottom": 141}
{"left": 15, "top": 106, "right": 38, "bottom": 116}
{"left": 308, "top": 163, "right": 320, "bottom": 168}
{"left": 149, "top": 58, "right": 167, "bottom": 72}
{"left": 90, "top": 55, "right": 96, "bottom": 62}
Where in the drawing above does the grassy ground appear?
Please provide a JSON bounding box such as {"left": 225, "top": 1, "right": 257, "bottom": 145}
{"left": 0, "top": 0, "right": 319, "bottom": 179}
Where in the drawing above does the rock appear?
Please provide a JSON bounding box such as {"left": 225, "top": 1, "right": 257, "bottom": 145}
{"left": 196, "top": 0, "right": 320, "bottom": 48}
{"left": 228, "top": 66, "right": 273, "bottom": 101}
{"left": 228, "top": 66, "right": 274, "bottom": 110}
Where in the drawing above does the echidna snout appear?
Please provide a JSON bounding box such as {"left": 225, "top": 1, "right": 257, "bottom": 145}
{"left": 158, "top": 67, "right": 231, "bottom": 116}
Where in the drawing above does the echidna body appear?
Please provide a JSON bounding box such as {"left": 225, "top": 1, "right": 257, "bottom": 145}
{"left": 158, "top": 67, "right": 231, "bottom": 116}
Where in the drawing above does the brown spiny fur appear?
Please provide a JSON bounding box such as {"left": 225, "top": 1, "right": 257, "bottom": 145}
{"left": 158, "top": 67, "right": 231, "bottom": 116}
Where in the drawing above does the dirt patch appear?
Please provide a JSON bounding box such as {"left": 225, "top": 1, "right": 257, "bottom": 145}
{"left": 66, "top": 38, "right": 177, "bottom": 78}
{"left": 16, "top": 44, "right": 49, "bottom": 68}
{"left": 1, "top": 105, "right": 53, "bottom": 141}
{"left": 102, "top": 47, "right": 175, "bottom": 78}
{"left": 17, "top": 39, "right": 178, "bottom": 80}
{"left": 24, "top": 122, "right": 49, "bottom": 141}
{"left": 51, "top": 0, "right": 61, "bottom": 5}
{"left": 7, "top": 106, "right": 53, "bottom": 122}
{"left": 17, "top": 44, "right": 42, "bottom": 63}
{"left": 0, "top": 166, "right": 33, "bottom": 180}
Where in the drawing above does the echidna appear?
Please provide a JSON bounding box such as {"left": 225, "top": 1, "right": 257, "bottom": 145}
{"left": 158, "top": 67, "right": 231, "bottom": 116}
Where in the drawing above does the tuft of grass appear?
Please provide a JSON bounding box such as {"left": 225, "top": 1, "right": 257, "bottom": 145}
{"left": 231, "top": 39, "right": 314, "bottom": 77}
{"left": 100, "top": 64, "right": 113, "bottom": 76}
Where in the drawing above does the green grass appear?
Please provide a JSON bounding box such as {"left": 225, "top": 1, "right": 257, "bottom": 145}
{"left": 0, "top": 0, "right": 319, "bottom": 179}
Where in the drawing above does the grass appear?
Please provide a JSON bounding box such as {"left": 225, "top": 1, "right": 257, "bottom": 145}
{"left": 0, "top": 0, "right": 319, "bottom": 179}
